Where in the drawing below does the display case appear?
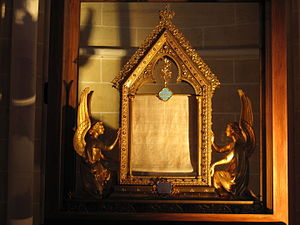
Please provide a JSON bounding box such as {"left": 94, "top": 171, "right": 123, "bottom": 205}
{"left": 45, "top": 0, "right": 288, "bottom": 224}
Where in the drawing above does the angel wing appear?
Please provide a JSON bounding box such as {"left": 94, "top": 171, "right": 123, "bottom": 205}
{"left": 237, "top": 89, "right": 255, "bottom": 156}
{"left": 238, "top": 89, "right": 253, "bottom": 126}
{"left": 73, "top": 88, "right": 92, "bottom": 158}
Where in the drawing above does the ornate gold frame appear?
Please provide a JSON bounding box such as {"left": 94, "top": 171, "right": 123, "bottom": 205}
{"left": 113, "top": 7, "right": 220, "bottom": 187}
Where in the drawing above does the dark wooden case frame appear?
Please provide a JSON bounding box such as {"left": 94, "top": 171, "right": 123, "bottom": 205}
{"left": 45, "top": 0, "right": 288, "bottom": 224}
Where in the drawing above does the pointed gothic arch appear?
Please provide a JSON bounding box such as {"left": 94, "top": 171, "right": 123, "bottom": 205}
{"left": 113, "top": 7, "right": 220, "bottom": 187}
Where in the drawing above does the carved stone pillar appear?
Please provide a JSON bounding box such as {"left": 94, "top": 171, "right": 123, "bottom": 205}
{"left": 7, "top": 0, "right": 39, "bottom": 225}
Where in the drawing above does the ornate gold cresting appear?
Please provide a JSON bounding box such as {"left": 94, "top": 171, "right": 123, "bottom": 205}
{"left": 113, "top": 6, "right": 220, "bottom": 188}
{"left": 112, "top": 6, "right": 220, "bottom": 92}
{"left": 159, "top": 4, "right": 175, "bottom": 21}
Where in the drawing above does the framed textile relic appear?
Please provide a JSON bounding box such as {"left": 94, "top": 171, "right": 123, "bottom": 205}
{"left": 112, "top": 6, "right": 220, "bottom": 189}
{"left": 45, "top": 0, "right": 288, "bottom": 224}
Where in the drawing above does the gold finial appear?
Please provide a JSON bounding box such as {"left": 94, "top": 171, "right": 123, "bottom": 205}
{"left": 159, "top": 4, "right": 175, "bottom": 21}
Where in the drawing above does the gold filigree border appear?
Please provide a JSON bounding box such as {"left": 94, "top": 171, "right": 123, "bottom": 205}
{"left": 117, "top": 7, "right": 219, "bottom": 187}
{"left": 112, "top": 7, "right": 220, "bottom": 92}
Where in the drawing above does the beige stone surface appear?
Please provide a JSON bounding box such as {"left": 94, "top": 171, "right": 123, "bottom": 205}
{"left": 80, "top": 25, "right": 137, "bottom": 47}
{"left": 80, "top": 2, "right": 260, "bottom": 49}
{"left": 89, "top": 2, "right": 238, "bottom": 29}
{"left": 102, "top": 58, "right": 123, "bottom": 82}
{"left": 185, "top": 28, "right": 203, "bottom": 49}
{"left": 102, "top": 2, "right": 161, "bottom": 28}
{"left": 171, "top": 3, "right": 235, "bottom": 28}
{"left": 213, "top": 84, "right": 260, "bottom": 113}
{"left": 90, "top": 112, "right": 101, "bottom": 121}
{"left": 80, "top": 3, "right": 102, "bottom": 26}
{"left": 78, "top": 82, "right": 120, "bottom": 113}
{"left": 90, "top": 111, "right": 119, "bottom": 130}
{"left": 78, "top": 57, "right": 101, "bottom": 83}
{"left": 102, "top": 2, "right": 128, "bottom": 27}
{"left": 235, "top": 3, "right": 259, "bottom": 24}
{"left": 205, "top": 59, "right": 234, "bottom": 83}
{"left": 204, "top": 24, "right": 260, "bottom": 48}
{"left": 201, "top": 49, "right": 259, "bottom": 60}
{"left": 102, "top": 113, "right": 120, "bottom": 130}
{"left": 235, "top": 59, "right": 260, "bottom": 83}
{"left": 136, "top": 28, "right": 153, "bottom": 47}
{"left": 213, "top": 86, "right": 240, "bottom": 113}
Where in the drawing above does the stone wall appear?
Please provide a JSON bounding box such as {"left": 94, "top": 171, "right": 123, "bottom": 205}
{"left": 78, "top": 2, "right": 261, "bottom": 195}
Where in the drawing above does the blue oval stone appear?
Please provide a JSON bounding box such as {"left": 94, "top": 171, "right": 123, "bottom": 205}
{"left": 158, "top": 87, "right": 173, "bottom": 101}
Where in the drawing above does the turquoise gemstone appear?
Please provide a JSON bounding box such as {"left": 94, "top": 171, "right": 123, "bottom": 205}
{"left": 158, "top": 87, "right": 173, "bottom": 101}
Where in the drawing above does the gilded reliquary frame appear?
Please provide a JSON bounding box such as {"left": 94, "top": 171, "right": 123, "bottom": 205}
{"left": 112, "top": 10, "right": 220, "bottom": 186}
{"left": 45, "top": 0, "right": 289, "bottom": 223}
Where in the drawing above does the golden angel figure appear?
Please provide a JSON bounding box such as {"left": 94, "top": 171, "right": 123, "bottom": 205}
{"left": 73, "top": 88, "right": 120, "bottom": 198}
{"left": 211, "top": 89, "right": 256, "bottom": 199}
